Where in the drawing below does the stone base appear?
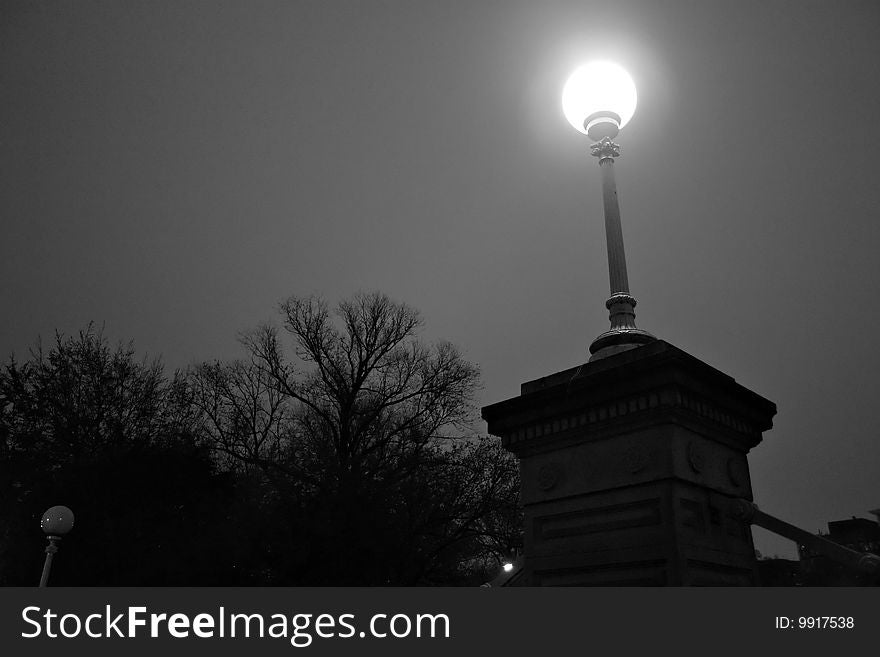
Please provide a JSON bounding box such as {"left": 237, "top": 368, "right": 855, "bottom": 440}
{"left": 482, "top": 340, "right": 776, "bottom": 586}
{"left": 521, "top": 480, "right": 759, "bottom": 586}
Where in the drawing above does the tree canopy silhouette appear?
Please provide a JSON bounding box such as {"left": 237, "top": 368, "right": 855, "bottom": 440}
{"left": 0, "top": 326, "right": 236, "bottom": 585}
{"left": 190, "top": 292, "right": 519, "bottom": 584}
{"left": 1, "top": 295, "right": 520, "bottom": 586}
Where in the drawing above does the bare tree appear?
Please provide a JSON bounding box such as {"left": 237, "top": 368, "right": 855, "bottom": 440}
{"left": 188, "top": 359, "right": 290, "bottom": 474}
{"left": 189, "top": 292, "right": 518, "bottom": 584}
{"left": 193, "top": 292, "right": 480, "bottom": 484}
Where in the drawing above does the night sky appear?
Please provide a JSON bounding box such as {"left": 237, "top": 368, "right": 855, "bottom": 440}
{"left": 3, "top": 0, "right": 879, "bottom": 560}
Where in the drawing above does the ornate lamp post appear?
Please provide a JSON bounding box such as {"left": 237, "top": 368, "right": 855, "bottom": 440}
{"left": 39, "top": 505, "right": 74, "bottom": 587}
{"left": 562, "top": 61, "right": 655, "bottom": 361}
{"left": 480, "top": 63, "right": 778, "bottom": 586}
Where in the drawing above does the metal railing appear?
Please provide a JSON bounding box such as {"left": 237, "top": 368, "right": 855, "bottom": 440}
{"left": 729, "top": 499, "right": 880, "bottom": 577}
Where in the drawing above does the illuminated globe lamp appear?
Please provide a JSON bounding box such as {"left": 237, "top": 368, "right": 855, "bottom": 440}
{"left": 39, "top": 505, "right": 75, "bottom": 587}
{"left": 562, "top": 61, "right": 655, "bottom": 360}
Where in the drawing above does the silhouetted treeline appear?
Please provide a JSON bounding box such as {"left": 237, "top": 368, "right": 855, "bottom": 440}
{"left": 0, "top": 293, "right": 520, "bottom": 586}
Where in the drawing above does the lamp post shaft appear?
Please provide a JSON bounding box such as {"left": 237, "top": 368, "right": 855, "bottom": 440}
{"left": 598, "top": 156, "right": 630, "bottom": 295}
{"left": 587, "top": 137, "right": 654, "bottom": 360}
{"left": 38, "top": 537, "right": 59, "bottom": 587}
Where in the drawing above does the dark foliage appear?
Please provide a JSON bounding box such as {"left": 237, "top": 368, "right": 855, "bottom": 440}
{"left": 189, "top": 292, "right": 520, "bottom": 585}
{"left": 1, "top": 296, "right": 521, "bottom": 586}
{"left": 0, "top": 327, "right": 238, "bottom": 585}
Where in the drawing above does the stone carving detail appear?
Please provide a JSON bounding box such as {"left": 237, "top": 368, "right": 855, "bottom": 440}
{"left": 687, "top": 441, "right": 704, "bottom": 473}
{"left": 679, "top": 391, "right": 753, "bottom": 434}
{"left": 537, "top": 463, "right": 563, "bottom": 491}
{"left": 502, "top": 387, "right": 754, "bottom": 448}
{"left": 537, "top": 498, "right": 663, "bottom": 541}
{"left": 590, "top": 137, "right": 620, "bottom": 160}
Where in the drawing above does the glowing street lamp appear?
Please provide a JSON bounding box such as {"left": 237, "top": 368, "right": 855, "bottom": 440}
{"left": 562, "top": 61, "right": 637, "bottom": 140}
{"left": 563, "top": 61, "right": 654, "bottom": 360}
{"left": 39, "top": 505, "right": 74, "bottom": 587}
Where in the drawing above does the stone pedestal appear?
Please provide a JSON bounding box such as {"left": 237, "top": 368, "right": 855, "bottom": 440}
{"left": 482, "top": 340, "right": 776, "bottom": 586}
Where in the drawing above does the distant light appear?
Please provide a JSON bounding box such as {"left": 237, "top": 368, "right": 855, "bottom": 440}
{"left": 562, "top": 61, "right": 637, "bottom": 139}
{"left": 41, "top": 506, "right": 75, "bottom": 536}
{"left": 502, "top": 562, "right": 514, "bottom": 572}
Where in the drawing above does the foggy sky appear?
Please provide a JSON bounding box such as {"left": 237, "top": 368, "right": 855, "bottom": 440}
{"left": 3, "top": 0, "right": 879, "bottom": 559}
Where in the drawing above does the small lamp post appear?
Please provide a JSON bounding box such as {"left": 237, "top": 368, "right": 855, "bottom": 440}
{"left": 39, "top": 506, "right": 74, "bottom": 587}
{"left": 562, "top": 61, "right": 655, "bottom": 360}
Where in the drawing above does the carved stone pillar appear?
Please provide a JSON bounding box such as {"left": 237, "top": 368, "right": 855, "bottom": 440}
{"left": 482, "top": 340, "right": 776, "bottom": 586}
